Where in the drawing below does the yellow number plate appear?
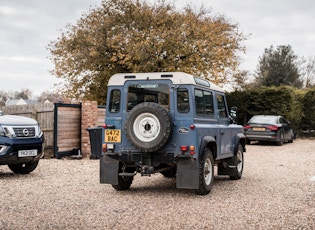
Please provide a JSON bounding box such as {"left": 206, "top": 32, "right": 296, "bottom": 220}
{"left": 105, "top": 129, "right": 121, "bottom": 142}
{"left": 253, "top": 127, "right": 265, "bottom": 131}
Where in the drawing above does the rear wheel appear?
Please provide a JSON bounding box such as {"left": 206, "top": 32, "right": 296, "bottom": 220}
{"left": 288, "top": 132, "right": 294, "bottom": 143}
{"left": 8, "top": 160, "right": 39, "bottom": 174}
{"left": 112, "top": 176, "right": 133, "bottom": 190}
{"left": 161, "top": 167, "right": 176, "bottom": 178}
{"left": 277, "top": 132, "right": 284, "bottom": 146}
{"left": 229, "top": 144, "right": 244, "bottom": 180}
{"left": 195, "top": 149, "right": 214, "bottom": 195}
{"left": 112, "top": 163, "right": 134, "bottom": 191}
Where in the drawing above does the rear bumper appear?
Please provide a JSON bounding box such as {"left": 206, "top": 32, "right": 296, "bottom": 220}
{"left": 245, "top": 134, "right": 278, "bottom": 142}
{"left": 101, "top": 152, "right": 199, "bottom": 189}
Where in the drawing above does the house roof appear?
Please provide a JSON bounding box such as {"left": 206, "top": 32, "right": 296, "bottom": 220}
{"left": 5, "top": 98, "right": 38, "bottom": 106}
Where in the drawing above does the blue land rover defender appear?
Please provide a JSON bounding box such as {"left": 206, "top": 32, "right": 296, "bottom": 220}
{"left": 101, "top": 72, "right": 245, "bottom": 195}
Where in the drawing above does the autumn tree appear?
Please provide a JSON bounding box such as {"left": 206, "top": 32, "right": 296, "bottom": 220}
{"left": 231, "top": 70, "right": 253, "bottom": 91}
{"left": 255, "top": 45, "right": 303, "bottom": 88}
{"left": 0, "top": 89, "right": 32, "bottom": 103}
{"left": 0, "top": 91, "right": 8, "bottom": 103}
{"left": 14, "top": 88, "right": 33, "bottom": 100}
{"left": 299, "top": 56, "right": 315, "bottom": 88}
{"left": 37, "top": 91, "right": 67, "bottom": 103}
{"left": 48, "top": 0, "right": 245, "bottom": 104}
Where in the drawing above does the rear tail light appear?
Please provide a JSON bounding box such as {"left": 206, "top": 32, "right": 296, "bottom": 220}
{"left": 103, "top": 124, "right": 115, "bottom": 129}
{"left": 189, "top": 145, "right": 195, "bottom": 155}
{"left": 244, "top": 125, "right": 252, "bottom": 129}
{"left": 180, "top": 145, "right": 188, "bottom": 152}
{"left": 267, "top": 125, "right": 278, "bottom": 131}
{"left": 180, "top": 145, "right": 195, "bottom": 155}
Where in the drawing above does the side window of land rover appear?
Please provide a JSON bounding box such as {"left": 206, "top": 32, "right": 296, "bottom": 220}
{"left": 216, "top": 94, "right": 227, "bottom": 118}
{"left": 177, "top": 88, "right": 190, "bottom": 113}
{"left": 109, "top": 89, "right": 121, "bottom": 113}
{"left": 195, "top": 89, "right": 214, "bottom": 116}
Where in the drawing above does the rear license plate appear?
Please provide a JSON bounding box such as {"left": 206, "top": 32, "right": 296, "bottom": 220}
{"left": 253, "top": 127, "right": 266, "bottom": 131}
{"left": 18, "top": 149, "right": 38, "bottom": 157}
{"left": 105, "top": 129, "right": 121, "bottom": 142}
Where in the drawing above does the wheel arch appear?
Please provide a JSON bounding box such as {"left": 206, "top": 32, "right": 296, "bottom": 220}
{"left": 234, "top": 133, "right": 246, "bottom": 153}
{"left": 199, "top": 136, "right": 217, "bottom": 161}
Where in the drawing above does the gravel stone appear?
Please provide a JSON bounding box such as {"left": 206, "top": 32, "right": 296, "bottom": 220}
{"left": 0, "top": 139, "right": 314, "bottom": 229}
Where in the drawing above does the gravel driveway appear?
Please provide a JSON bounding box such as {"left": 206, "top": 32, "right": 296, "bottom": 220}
{"left": 0, "top": 139, "right": 314, "bottom": 229}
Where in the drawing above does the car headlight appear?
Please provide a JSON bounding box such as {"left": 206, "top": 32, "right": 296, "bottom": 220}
{"left": 0, "top": 126, "right": 5, "bottom": 136}
{"left": 0, "top": 126, "right": 13, "bottom": 138}
{"left": 37, "top": 125, "right": 43, "bottom": 137}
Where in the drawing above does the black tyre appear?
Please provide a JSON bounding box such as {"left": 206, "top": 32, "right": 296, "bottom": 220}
{"left": 161, "top": 167, "right": 177, "bottom": 178}
{"left": 8, "top": 160, "right": 39, "bottom": 174}
{"left": 195, "top": 149, "right": 214, "bottom": 195}
{"left": 276, "top": 131, "right": 284, "bottom": 146}
{"left": 112, "top": 163, "right": 134, "bottom": 190}
{"left": 124, "top": 102, "right": 172, "bottom": 152}
{"left": 288, "top": 132, "right": 294, "bottom": 143}
{"left": 229, "top": 144, "right": 244, "bottom": 180}
{"left": 112, "top": 176, "right": 133, "bottom": 190}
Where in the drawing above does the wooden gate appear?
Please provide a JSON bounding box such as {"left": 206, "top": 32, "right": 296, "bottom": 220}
{"left": 54, "top": 103, "right": 81, "bottom": 158}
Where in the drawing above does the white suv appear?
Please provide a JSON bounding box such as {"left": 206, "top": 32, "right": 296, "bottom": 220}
{"left": 0, "top": 112, "right": 44, "bottom": 174}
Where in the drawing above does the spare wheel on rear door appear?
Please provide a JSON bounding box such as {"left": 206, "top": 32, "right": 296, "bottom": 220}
{"left": 124, "top": 102, "right": 172, "bottom": 152}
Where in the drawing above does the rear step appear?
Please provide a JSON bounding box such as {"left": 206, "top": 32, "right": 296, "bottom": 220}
{"left": 119, "top": 172, "right": 136, "bottom": 177}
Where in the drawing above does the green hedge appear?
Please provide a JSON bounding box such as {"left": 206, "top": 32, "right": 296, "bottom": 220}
{"left": 300, "top": 89, "right": 315, "bottom": 135}
{"left": 226, "top": 87, "right": 314, "bottom": 136}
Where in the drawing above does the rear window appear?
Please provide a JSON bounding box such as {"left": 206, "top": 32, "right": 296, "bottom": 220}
{"left": 108, "top": 89, "right": 121, "bottom": 113}
{"left": 127, "top": 83, "right": 169, "bottom": 110}
{"left": 249, "top": 116, "right": 277, "bottom": 124}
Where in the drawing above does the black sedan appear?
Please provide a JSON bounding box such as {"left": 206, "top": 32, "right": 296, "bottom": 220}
{"left": 244, "top": 115, "right": 294, "bottom": 146}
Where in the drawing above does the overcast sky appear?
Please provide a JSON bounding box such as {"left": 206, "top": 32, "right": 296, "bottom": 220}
{"left": 0, "top": 0, "right": 314, "bottom": 97}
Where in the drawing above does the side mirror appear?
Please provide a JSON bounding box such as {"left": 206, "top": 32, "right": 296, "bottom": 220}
{"left": 230, "top": 107, "right": 237, "bottom": 119}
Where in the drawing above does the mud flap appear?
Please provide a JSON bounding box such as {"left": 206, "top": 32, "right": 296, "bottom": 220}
{"left": 218, "top": 162, "right": 236, "bottom": 176}
{"left": 100, "top": 155, "right": 119, "bottom": 185}
{"left": 176, "top": 158, "right": 199, "bottom": 189}
{"left": 218, "top": 163, "right": 233, "bottom": 176}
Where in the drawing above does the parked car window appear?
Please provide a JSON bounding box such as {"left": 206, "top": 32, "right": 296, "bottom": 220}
{"left": 109, "top": 89, "right": 121, "bottom": 113}
{"left": 177, "top": 88, "right": 190, "bottom": 113}
{"left": 279, "top": 117, "right": 287, "bottom": 124}
{"left": 216, "top": 94, "right": 227, "bottom": 118}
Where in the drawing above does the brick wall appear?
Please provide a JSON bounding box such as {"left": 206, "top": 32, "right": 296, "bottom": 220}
{"left": 81, "top": 101, "right": 98, "bottom": 158}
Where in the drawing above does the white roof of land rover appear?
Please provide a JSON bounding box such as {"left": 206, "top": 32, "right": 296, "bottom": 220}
{"left": 108, "top": 72, "right": 224, "bottom": 92}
